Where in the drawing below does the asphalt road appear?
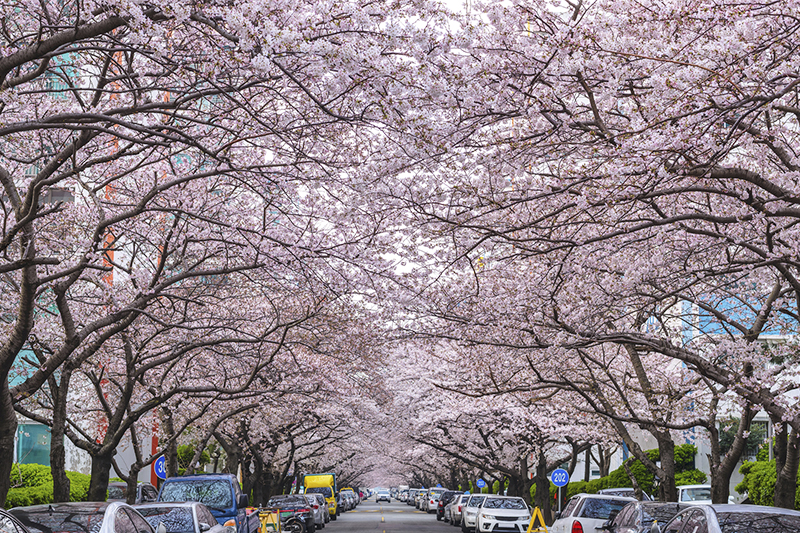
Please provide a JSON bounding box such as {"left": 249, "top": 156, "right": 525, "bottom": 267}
{"left": 331, "top": 500, "right": 453, "bottom": 533}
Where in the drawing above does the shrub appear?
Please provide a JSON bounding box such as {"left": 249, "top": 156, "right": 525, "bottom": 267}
{"left": 5, "top": 464, "right": 92, "bottom": 509}
{"left": 675, "top": 469, "right": 707, "bottom": 486}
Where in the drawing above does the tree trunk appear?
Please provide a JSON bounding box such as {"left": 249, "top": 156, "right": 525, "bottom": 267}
{"left": 87, "top": 452, "right": 114, "bottom": 501}
{"left": 126, "top": 465, "right": 142, "bottom": 505}
{"left": 162, "top": 407, "right": 179, "bottom": 478}
{"left": 51, "top": 368, "right": 73, "bottom": 503}
{"left": 0, "top": 385, "right": 18, "bottom": 507}
{"left": 533, "top": 449, "right": 552, "bottom": 524}
{"left": 708, "top": 407, "right": 753, "bottom": 504}
{"left": 656, "top": 434, "right": 677, "bottom": 502}
{"left": 774, "top": 423, "right": 800, "bottom": 509}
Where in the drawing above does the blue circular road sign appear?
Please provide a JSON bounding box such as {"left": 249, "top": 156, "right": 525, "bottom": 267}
{"left": 476, "top": 479, "right": 486, "bottom": 488}
{"left": 551, "top": 468, "right": 569, "bottom": 487}
{"left": 436, "top": 484, "right": 442, "bottom": 488}
{"left": 154, "top": 456, "right": 167, "bottom": 480}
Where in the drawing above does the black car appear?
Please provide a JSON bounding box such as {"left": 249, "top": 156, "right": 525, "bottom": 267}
{"left": 437, "top": 491, "right": 463, "bottom": 522}
{"left": 265, "top": 495, "right": 314, "bottom": 533}
{"left": 601, "top": 501, "right": 690, "bottom": 533}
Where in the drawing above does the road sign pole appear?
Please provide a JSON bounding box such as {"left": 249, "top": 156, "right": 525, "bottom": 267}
{"left": 558, "top": 486, "right": 562, "bottom": 514}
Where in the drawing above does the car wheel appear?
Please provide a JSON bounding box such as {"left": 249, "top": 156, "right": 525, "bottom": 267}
{"left": 461, "top": 520, "right": 469, "bottom": 533}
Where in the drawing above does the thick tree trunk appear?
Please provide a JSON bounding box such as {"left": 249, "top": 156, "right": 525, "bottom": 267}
{"left": 162, "top": 407, "right": 179, "bottom": 478}
{"left": 126, "top": 465, "right": 142, "bottom": 505}
{"left": 708, "top": 407, "right": 753, "bottom": 504}
{"left": 87, "top": 453, "right": 114, "bottom": 502}
{"left": 656, "top": 435, "right": 677, "bottom": 502}
{"left": 533, "top": 449, "right": 552, "bottom": 525}
{"left": 0, "top": 385, "right": 18, "bottom": 507}
{"left": 774, "top": 423, "right": 800, "bottom": 509}
{"left": 51, "top": 368, "right": 73, "bottom": 503}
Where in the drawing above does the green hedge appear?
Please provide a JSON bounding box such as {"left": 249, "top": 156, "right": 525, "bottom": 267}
{"left": 735, "top": 459, "right": 800, "bottom": 509}
{"left": 5, "top": 464, "right": 91, "bottom": 509}
{"left": 542, "top": 444, "right": 705, "bottom": 501}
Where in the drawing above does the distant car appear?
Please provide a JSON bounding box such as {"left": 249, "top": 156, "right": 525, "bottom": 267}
{"left": 550, "top": 494, "right": 635, "bottom": 533}
{"left": 265, "top": 495, "right": 314, "bottom": 533}
{"left": 676, "top": 485, "right": 714, "bottom": 505}
{"left": 601, "top": 501, "right": 690, "bottom": 533}
{"left": 448, "top": 493, "right": 470, "bottom": 526}
{"left": 475, "top": 495, "right": 531, "bottom": 533}
{"left": 376, "top": 491, "right": 391, "bottom": 503}
{"left": 108, "top": 481, "right": 159, "bottom": 504}
{"left": 661, "top": 504, "right": 800, "bottom": 533}
{"left": 461, "top": 494, "right": 487, "bottom": 533}
{"left": 0, "top": 508, "right": 32, "bottom": 533}
{"left": 598, "top": 488, "right": 652, "bottom": 502}
{"left": 135, "top": 502, "right": 227, "bottom": 533}
{"left": 423, "top": 488, "right": 447, "bottom": 513}
{"left": 10, "top": 502, "right": 164, "bottom": 533}
{"left": 437, "top": 491, "right": 462, "bottom": 521}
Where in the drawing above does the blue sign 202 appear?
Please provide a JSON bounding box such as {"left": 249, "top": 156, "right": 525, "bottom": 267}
{"left": 551, "top": 469, "right": 569, "bottom": 487}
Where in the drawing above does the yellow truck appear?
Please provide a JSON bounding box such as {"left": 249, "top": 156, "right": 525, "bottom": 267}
{"left": 303, "top": 473, "right": 338, "bottom": 520}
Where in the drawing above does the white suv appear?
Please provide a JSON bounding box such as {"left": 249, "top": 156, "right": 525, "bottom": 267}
{"left": 476, "top": 495, "right": 531, "bottom": 533}
{"left": 550, "top": 493, "right": 635, "bottom": 533}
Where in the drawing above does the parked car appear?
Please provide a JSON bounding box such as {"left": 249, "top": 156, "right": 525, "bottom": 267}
{"left": 376, "top": 490, "right": 391, "bottom": 503}
{"left": 461, "top": 494, "right": 487, "bottom": 533}
{"left": 407, "top": 489, "right": 421, "bottom": 506}
{"left": 437, "top": 491, "right": 462, "bottom": 521}
{"left": 415, "top": 491, "right": 424, "bottom": 509}
{"left": 265, "top": 495, "right": 314, "bottom": 533}
{"left": 474, "top": 495, "right": 531, "bottom": 533}
{"left": 157, "top": 474, "right": 256, "bottom": 533}
{"left": 109, "top": 482, "right": 159, "bottom": 504}
{"left": 9, "top": 502, "right": 164, "bottom": 533}
{"left": 661, "top": 504, "right": 800, "bottom": 533}
{"left": 448, "top": 493, "right": 471, "bottom": 527}
{"left": 423, "top": 488, "right": 447, "bottom": 513}
{"left": 676, "top": 485, "right": 714, "bottom": 505}
{"left": 0, "top": 508, "right": 32, "bottom": 533}
{"left": 600, "top": 501, "right": 690, "bottom": 533}
{"left": 306, "top": 494, "right": 331, "bottom": 525}
{"left": 598, "top": 488, "right": 652, "bottom": 502}
{"left": 550, "top": 494, "right": 635, "bottom": 533}
{"left": 135, "top": 503, "right": 226, "bottom": 533}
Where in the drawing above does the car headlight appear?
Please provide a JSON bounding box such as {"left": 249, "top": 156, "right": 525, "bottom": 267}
{"left": 481, "top": 514, "right": 496, "bottom": 519}
{"left": 521, "top": 516, "right": 531, "bottom": 521}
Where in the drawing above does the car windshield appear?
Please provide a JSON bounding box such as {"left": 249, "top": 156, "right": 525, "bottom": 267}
{"left": 305, "top": 487, "right": 332, "bottom": 499}
{"left": 483, "top": 498, "right": 526, "bottom": 510}
{"left": 160, "top": 481, "right": 233, "bottom": 510}
{"left": 579, "top": 499, "right": 630, "bottom": 520}
{"left": 136, "top": 508, "right": 195, "bottom": 533}
{"left": 717, "top": 511, "right": 800, "bottom": 532}
{"left": 680, "top": 488, "right": 711, "bottom": 502}
{"left": 467, "top": 496, "right": 486, "bottom": 507}
{"left": 10, "top": 508, "right": 104, "bottom": 533}
{"left": 107, "top": 487, "right": 126, "bottom": 500}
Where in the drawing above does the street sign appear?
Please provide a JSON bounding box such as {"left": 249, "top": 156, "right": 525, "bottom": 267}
{"left": 436, "top": 484, "right": 442, "bottom": 488}
{"left": 153, "top": 456, "right": 166, "bottom": 480}
{"left": 551, "top": 469, "right": 569, "bottom": 487}
{"left": 476, "top": 479, "right": 486, "bottom": 488}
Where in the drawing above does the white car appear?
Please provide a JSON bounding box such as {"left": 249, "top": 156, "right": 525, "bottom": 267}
{"left": 475, "top": 495, "right": 531, "bottom": 533}
{"left": 461, "top": 494, "right": 488, "bottom": 533}
{"left": 677, "top": 485, "right": 714, "bottom": 504}
{"left": 550, "top": 494, "right": 635, "bottom": 533}
{"left": 449, "top": 493, "right": 470, "bottom": 526}
{"left": 376, "top": 490, "right": 391, "bottom": 503}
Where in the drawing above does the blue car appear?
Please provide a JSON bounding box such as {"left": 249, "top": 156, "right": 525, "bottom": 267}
{"left": 157, "top": 474, "right": 256, "bottom": 533}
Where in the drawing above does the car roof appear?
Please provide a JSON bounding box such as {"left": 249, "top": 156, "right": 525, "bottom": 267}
{"left": 11, "top": 502, "right": 113, "bottom": 513}
{"left": 135, "top": 503, "right": 199, "bottom": 508}
{"left": 574, "top": 493, "right": 636, "bottom": 501}
{"left": 707, "top": 504, "right": 800, "bottom": 515}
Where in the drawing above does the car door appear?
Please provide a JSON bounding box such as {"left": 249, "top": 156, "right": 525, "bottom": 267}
{"left": 679, "top": 510, "right": 708, "bottom": 533}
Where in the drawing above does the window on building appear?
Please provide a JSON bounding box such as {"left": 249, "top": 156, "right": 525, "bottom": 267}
{"left": 17, "top": 424, "right": 51, "bottom": 466}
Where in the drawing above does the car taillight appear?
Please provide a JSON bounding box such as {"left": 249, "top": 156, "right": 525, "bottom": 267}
{"left": 298, "top": 508, "right": 310, "bottom": 513}
{"left": 571, "top": 520, "right": 584, "bottom": 533}
{"left": 313, "top": 504, "right": 319, "bottom": 509}
{"left": 458, "top": 506, "right": 462, "bottom": 512}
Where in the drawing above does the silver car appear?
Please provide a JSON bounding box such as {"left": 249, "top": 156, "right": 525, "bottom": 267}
{"left": 307, "top": 494, "right": 330, "bottom": 525}
{"left": 448, "top": 494, "right": 470, "bottom": 526}
{"left": 302, "top": 495, "right": 326, "bottom": 530}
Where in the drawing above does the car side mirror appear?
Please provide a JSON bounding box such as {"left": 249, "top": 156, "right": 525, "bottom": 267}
{"left": 597, "top": 520, "right": 612, "bottom": 530}
{"left": 238, "top": 494, "right": 249, "bottom": 508}
{"left": 157, "top": 523, "right": 167, "bottom": 533}
{"left": 554, "top": 512, "right": 562, "bottom": 520}
{"left": 199, "top": 524, "right": 211, "bottom": 532}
